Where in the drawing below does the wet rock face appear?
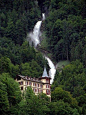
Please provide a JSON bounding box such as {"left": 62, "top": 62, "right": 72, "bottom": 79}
{"left": 38, "top": 0, "right": 45, "bottom": 7}
{"left": 37, "top": 0, "right": 49, "bottom": 16}
{"left": 37, "top": 0, "right": 46, "bottom": 12}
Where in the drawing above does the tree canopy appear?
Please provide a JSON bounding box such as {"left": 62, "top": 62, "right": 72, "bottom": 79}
{"left": 0, "top": 0, "right": 86, "bottom": 114}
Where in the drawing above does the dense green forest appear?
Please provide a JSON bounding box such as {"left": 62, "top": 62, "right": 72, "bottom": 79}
{"left": 45, "top": 0, "right": 86, "bottom": 65}
{"left": 0, "top": 0, "right": 86, "bottom": 115}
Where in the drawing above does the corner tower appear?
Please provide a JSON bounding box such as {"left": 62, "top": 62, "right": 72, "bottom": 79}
{"left": 39, "top": 67, "right": 51, "bottom": 98}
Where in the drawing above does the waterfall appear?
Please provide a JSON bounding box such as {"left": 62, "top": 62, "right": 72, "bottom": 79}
{"left": 42, "top": 13, "right": 45, "bottom": 20}
{"left": 27, "top": 21, "right": 42, "bottom": 47}
{"left": 45, "top": 57, "right": 56, "bottom": 84}
{"left": 27, "top": 13, "right": 56, "bottom": 84}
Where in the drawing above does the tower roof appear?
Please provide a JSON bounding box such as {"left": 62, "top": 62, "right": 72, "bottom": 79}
{"left": 42, "top": 67, "right": 49, "bottom": 77}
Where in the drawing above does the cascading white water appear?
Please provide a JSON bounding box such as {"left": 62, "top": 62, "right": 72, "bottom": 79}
{"left": 42, "top": 13, "right": 45, "bottom": 20}
{"left": 45, "top": 57, "right": 56, "bottom": 84}
{"left": 27, "top": 13, "right": 56, "bottom": 84}
{"left": 27, "top": 21, "right": 42, "bottom": 47}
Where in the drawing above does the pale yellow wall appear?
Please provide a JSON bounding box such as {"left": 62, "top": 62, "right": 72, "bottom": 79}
{"left": 32, "top": 82, "right": 33, "bottom": 86}
{"left": 43, "top": 84, "right": 46, "bottom": 89}
{"left": 40, "top": 79, "right": 46, "bottom": 83}
{"left": 43, "top": 89, "right": 46, "bottom": 94}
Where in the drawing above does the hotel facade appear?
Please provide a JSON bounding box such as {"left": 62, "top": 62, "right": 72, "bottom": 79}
{"left": 16, "top": 67, "right": 51, "bottom": 98}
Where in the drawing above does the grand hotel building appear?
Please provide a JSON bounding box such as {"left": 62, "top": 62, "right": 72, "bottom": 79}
{"left": 16, "top": 67, "right": 51, "bottom": 98}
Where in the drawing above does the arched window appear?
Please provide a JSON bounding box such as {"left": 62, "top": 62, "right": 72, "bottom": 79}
{"left": 46, "top": 90, "right": 50, "bottom": 95}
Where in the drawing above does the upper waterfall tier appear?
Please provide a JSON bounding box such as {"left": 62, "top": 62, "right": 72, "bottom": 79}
{"left": 33, "top": 21, "right": 42, "bottom": 47}
{"left": 28, "top": 21, "right": 42, "bottom": 47}
{"left": 42, "top": 13, "right": 45, "bottom": 20}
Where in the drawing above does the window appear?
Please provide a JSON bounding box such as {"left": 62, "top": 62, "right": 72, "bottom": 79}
{"left": 37, "top": 84, "right": 39, "bottom": 87}
{"left": 33, "top": 83, "right": 36, "bottom": 86}
{"left": 37, "top": 89, "right": 38, "bottom": 93}
{"left": 26, "top": 81, "right": 28, "bottom": 85}
{"left": 35, "top": 89, "right": 36, "bottom": 92}
{"left": 40, "top": 84, "right": 43, "bottom": 88}
{"left": 21, "top": 87, "right": 23, "bottom": 90}
{"left": 40, "top": 89, "right": 42, "bottom": 93}
{"left": 46, "top": 90, "right": 50, "bottom": 95}
{"left": 21, "top": 81, "right": 23, "bottom": 85}
{"left": 46, "top": 84, "right": 50, "bottom": 88}
{"left": 46, "top": 84, "right": 49, "bottom": 88}
{"left": 29, "top": 82, "right": 32, "bottom": 86}
{"left": 46, "top": 79, "right": 49, "bottom": 83}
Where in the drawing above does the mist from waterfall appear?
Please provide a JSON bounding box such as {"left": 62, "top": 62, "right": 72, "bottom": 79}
{"left": 27, "top": 13, "right": 56, "bottom": 84}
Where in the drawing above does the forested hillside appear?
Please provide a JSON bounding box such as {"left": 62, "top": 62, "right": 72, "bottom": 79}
{"left": 0, "top": 0, "right": 86, "bottom": 114}
{"left": 45, "top": 0, "right": 86, "bottom": 65}
{"left": 46, "top": 0, "right": 86, "bottom": 114}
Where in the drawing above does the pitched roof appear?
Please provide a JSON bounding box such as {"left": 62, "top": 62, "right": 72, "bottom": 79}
{"left": 42, "top": 67, "right": 49, "bottom": 77}
{"left": 17, "top": 75, "right": 43, "bottom": 83}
